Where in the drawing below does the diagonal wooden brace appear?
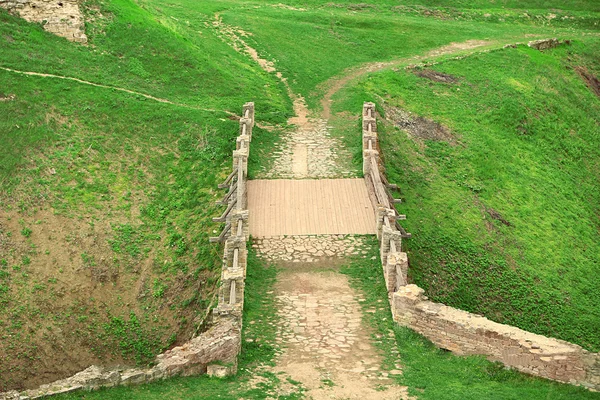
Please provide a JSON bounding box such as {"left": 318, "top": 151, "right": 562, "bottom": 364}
{"left": 218, "top": 168, "right": 238, "bottom": 189}
{"left": 212, "top": 198, "right": 237, "bottom": 222}
{"left": 209, "top": 222, "right": 231, "bottom": 243}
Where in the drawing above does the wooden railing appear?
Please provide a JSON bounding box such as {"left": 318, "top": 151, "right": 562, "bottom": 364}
{"left": 210, "top": 102, "right": 254, "bottom": 316}
{"left": 362, "top": 102, "right": 410, "bottom": 293}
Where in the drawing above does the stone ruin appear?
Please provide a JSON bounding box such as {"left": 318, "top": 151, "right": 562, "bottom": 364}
{"left": 0, "top": 0, "right": 87, "bottom": 43}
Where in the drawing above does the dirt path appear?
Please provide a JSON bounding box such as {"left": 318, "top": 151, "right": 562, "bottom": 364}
{"left": 252, "top": 238, "right": 410, "bottom": 399}
{"left": 319, "top": 39, "right": 493, "bottom": 119}
{"left": 213, "top": 15, "right": 356, "bottom": 178}
{"left": 0, "top": 66, "right": 229, "bottom": 114}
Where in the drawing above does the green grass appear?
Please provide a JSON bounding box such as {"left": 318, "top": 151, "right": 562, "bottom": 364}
{"left": 220, "top": 7, "right": 553, "bottom": 110}
{"left": 333, "top": 39, "right": 600, "bottom": 351}
{"left": 133, "top": 0, "right": 599, "bottom": 114}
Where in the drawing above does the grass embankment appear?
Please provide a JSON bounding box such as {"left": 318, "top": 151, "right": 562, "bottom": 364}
{"left": 0, "top": 0, "right": 290, "bottom": 390}
{"left": 135, "top": 0, "right": 600, "bottom": 115}
{"left": 53, "top": 249, "right": 293, "bottom": 400}
{"left": 216, "top": 0, "right": 598, "bottom": 110}
{"left": 333, "top": 40, "right": 600, "bottom": 350}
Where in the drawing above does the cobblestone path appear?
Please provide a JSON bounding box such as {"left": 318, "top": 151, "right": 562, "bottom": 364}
{"left": 252, "top": 239, "right": 410, "bottom": 399}
{"left": 255, "top": 98, "right": 357, "bottom": 179}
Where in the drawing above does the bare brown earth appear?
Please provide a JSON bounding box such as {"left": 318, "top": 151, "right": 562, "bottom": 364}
{"left": 0, "top": 202, "right": 204, "bottom": 390}
{"left": 382, "top": 103, "right": 457, "bottom": 144}
{"left": 575, "top": 65, "right": 600, "bottom": 98}
{"left": 0, "top": 135, "right": 216, "bottom": 390}
{"left": 414, "top": 69, "right": 459, "bottom": 84}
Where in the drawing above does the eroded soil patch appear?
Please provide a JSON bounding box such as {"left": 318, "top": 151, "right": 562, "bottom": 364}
{"left": 414, "top": 69, "right": 459, "bottom": 84}
{"left": 575, "top": 65, "right": 600, "bottom": 98}
{"left": 0, "top": 207, "right": 194, "bottom": 390}
{"left": 383, "top": 104, "right": 457, "bottom": 144}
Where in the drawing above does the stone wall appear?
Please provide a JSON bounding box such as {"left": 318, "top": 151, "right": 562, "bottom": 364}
{"left": 0, "top": 103, "right": 255, "bottom": 399}
{"left": 0, "top": 317, "right": 241, "bottom": 399}
{"left": 392, "top": 285, "right": 600, "bottom": 390}
{"left": 362, "top": 102, "right": 600, "bottom": 391}
{"left": 0, "top": 0, "right": 87, "bottom": 43}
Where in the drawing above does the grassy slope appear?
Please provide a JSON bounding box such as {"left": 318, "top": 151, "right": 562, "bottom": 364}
{"left": 333, "top": 40, "right": 600, "bottom": 350}
{"left": 396, "top": 0, "right": 600, "bottom": 12}
{"left": 140, "top": 0, "right": 595, "bottom": 111}
{"left": 0, "top": 0, "right": 290, "bottom": 390}
{"left": 217, "top": 2, "right": 598, "bottom": 110}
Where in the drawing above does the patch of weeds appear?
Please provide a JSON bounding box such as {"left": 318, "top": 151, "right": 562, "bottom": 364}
{"left": 167, "top": 232, "right": 187, "bottom": 256}
{"left": 109, "top": 223, "right": 144, "bottom": 258}
{"left": 20, "top": 227, "right": 32, "bottom": 238}
{"left": 152, "top": 278, "right": 167, "bottom": 298}
{"left": 320, "top": 378, "right": 335, "bottom": 387}
{"left": 81, "top": 252, "right": 95, "bottom": 267}
{"left": 101, "top": 311, "right": 162, "bottom": 365}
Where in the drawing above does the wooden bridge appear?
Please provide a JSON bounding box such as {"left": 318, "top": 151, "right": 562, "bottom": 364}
{"left": 247, "top": 178, "right": 375, "bottom": 237}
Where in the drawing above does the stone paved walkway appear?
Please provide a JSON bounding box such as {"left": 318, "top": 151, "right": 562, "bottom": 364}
{"left": 255, "top": 95, "right": 356, "bottom": 179}
{"left": 253, "top": 235, "right": 371, "bottom": 263}
{"left": 252, "top": 237, "right": 410, "bottom": 399}
{"left": 256, "top": 114, "right": 355, "bottom": 179}
{"left": 273, "top": 272, "right": 407, "bottom": 399}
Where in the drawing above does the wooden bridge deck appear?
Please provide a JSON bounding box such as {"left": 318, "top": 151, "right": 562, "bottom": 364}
{"left": 247, "top": 179, "right": 376, "bottom": 237}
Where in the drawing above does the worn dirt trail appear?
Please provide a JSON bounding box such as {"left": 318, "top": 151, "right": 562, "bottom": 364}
{"left": 319, "top": 39, "right": 492, "bottom": 120}
{"left": 0, "top": 66, "right": 229, "bottom": 114}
